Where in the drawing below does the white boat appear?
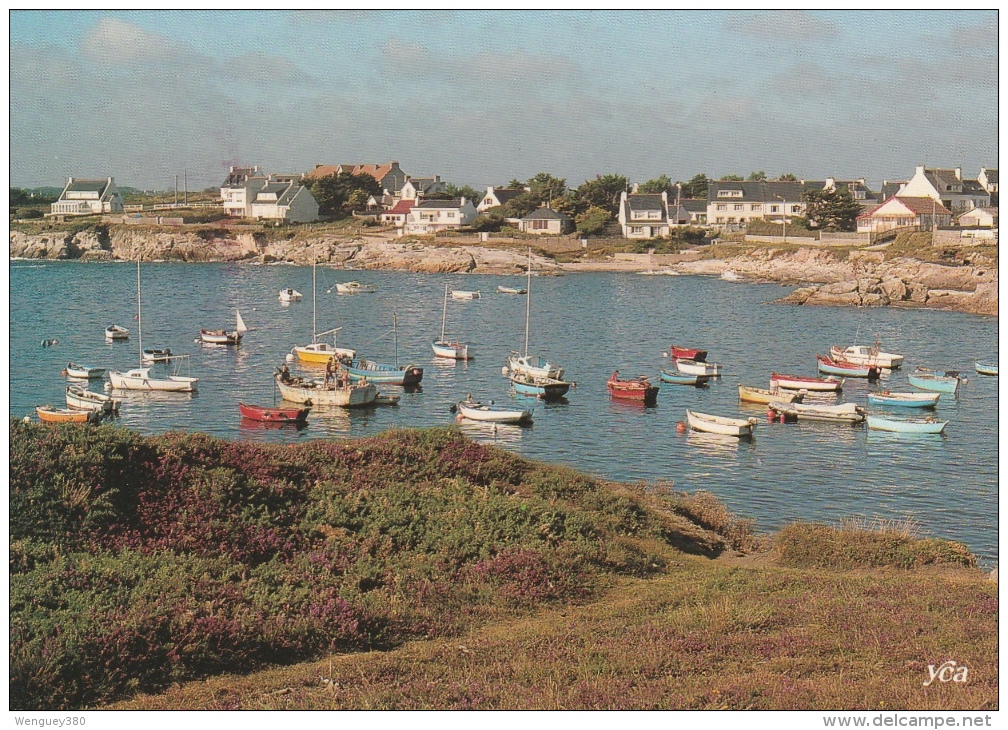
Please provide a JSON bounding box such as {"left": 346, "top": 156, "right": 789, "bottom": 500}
{"left": 503, "top": 248, "right": 569, "bottom": 385}
{"left": 720, "top": 270, "right": 743, "bottom": 282}
{"left": 450, "top": 290, "right": 481, "bottom": 300}
{"left": 275, "top": 373, "right": 377, "bottom": 407}
{"left": 432, "top": 283, "right": 472, "bottom": 360}
{"left": 279, "top": 287, "right": 303, "bottom": 303}
{"left": 674, "top": 358, "right": 723, "bottom": 376}
{"left": 768, "top": 401, "right": 865, "bottom": 423}
{"left": 686, "top": 409, "right": 757, "bottom": 437}
{"left": 65, "top": 385, "right": 120, "bottom": 414}
{"left": 289, "top": 262, "right": 356, "bottom": 365}
{"left": 456, "top": 399, "right": 532, "bottom": 425}
{"left": 829, "top": 342, "right": 904, "bottom": 369}
{"left": 141, "top": 347, "right": 173, "bottom": 364}
{"left": 199, "top": 310, "right": 247, "bottom": 345}
{"left": 333, "top": 281, "right": 376, "bottom": 295}
{"left": 496, "top": 285, "right": 527, "bottom": 295}
{"left": 105, "top": 324, "right": 129, "bottom": 341}
{"left": 108, "top": 259, "right": 199, "bottom": 393}
{"left": 65, "top": 362, "right": 106, "bottom": 379}
{"left": 866, "top": 414, "right": 948, "bottom": 434}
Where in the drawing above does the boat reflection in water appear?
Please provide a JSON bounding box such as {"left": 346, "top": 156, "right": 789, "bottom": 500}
{"left": 239, "top": 416, "right": 308, "bottom": 433}
{"left": 686, "top": 430, "right": 754, "bottom": 454}
{"left": 457, "top": 420, "right": 528, "bottom": 447}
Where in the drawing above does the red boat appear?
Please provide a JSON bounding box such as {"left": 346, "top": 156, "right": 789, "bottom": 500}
{"left": 669, "top": 344, "right": 707, "bottom": 362}
{"left": 238, "top": 402, "right": 310, "bottom": 423}
{"left": 769, "top": 372, "right": 844, "bottom": 392}
{"left": 607, "top": 370, "right": 659, "bottom": 406}
{"left": 816, "top": 354, "right": 880, "bottom": 380}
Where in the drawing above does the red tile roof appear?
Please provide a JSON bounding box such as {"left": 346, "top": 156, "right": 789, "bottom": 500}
{"left": 387, "top": 200, "right": 415, "bottom": 214}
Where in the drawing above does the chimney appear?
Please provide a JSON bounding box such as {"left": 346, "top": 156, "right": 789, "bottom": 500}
{"left": 460, "top": 196, "right": 466, "bottom": 206}
{"left": 631, "top": 182, "right": 639, "bottom": 194}
{"left": 916, "top": 165, "right": 925, "bottom": 176}
{"left": 955, "top": 167, "right": 962, "bottom": 180}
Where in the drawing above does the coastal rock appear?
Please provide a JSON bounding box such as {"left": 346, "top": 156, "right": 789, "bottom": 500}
{"left": 879, "top": 276, "right": 907, "bottom": 302}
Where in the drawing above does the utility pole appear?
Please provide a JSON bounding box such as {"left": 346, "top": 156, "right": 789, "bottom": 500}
{"left": 174, "top": 175, "right": 178, "bottom": 206}
{"left": 184, "top": 169, "right": 188, "bottom": 206}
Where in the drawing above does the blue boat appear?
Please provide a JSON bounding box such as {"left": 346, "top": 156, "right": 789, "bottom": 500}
{"left": 866, "top": 391, "right": 941, "bottom": 409}
{"left": 975, "top": 360, "right": 998, "bottom": 376}
{"left": 908, "top": 368, "right": 962, "bottom": 394}
{"left": 344, "top": 359, "right": 423, "bottom": 387}
{"left": 866, "top": 414, "right": 948, "bottom": 434}
{"left": 816, "top": 354, "right": 879, "bottom": 379}
{"left": 509, "top": 372, "right": 571, "bottom": 401}
{"left": 659, "top": 367, "right": 710, "bottom": 386}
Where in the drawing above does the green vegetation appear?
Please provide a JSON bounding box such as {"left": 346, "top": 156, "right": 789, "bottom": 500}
{"left": 11, "top": 420, "right": 995, "bottom": 711}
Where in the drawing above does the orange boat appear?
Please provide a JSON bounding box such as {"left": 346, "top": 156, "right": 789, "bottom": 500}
{"left": 238, "top": 402, "right": 310, "bottom": 424}
{"left": 36, "top": 405, "right": 98, "bottom": 424}
{"left": 607, "top": 370, "right": 659, "bottom": 406}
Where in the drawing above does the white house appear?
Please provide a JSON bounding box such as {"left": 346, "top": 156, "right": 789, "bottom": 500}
{"left": 221, "top": 166, "right": 268, "bottom": 217}
{"left": 956, "top": 207, "right": 998, "bottom": 229}
{"left": 977, "top": 168, "right": 998, "bottom": 195}
{"left": 50, "top": 177, "right": 124, "bottom": 216}
{"left": 403, "top": 198, "right": 477, "bottom": 234}
{"left": 400, "top": 175, "right": 448, "bottom": 202}
{"left": 856, "top": 196, "right": 952, "bottom": 234}
{"left": 518, "top": 207, "right": 573, "bottom": 235}
{"left": 618, "top": 191, "right": 671, "bottom": 238}
{"left": 476, "top": 186, "right": 527, "bottom": 213}
{"left": 249, "top": 179, "right": 319, "bottom": 223}
{"left": 380, "top": 199, "right": 415, "bottom": 228}
{"left": 898, "top": 166, "right": 990, "bottom": 212}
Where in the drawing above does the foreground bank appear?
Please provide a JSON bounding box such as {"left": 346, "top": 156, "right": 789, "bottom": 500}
{"left": 11, "top": 421, "right": 997, "bottom": 710}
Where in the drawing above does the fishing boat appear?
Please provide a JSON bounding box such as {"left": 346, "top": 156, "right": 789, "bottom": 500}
{"left": 816, "top": 354, "right": 880, "bottom": 380}
{"left": 659, "top": 368, "right": 710, "bottom": 386}
{"left": 668, "top": 345, "right": 707, "bottom": 362}
{"left": 199, "top": 310, "right": 247, "bottom": 345}
{"left": 450, "top": 289, "right": 481, "bottom": 300}
{"left": 674, "top": 358, "right": 722, "bottom": 377}
{"left": 65, "top": 362, "right": 106, "bottom": 379}
{"left": 509, "top": 372, "right": 571, "bottom": 400}
{"left": 455, "top": 399, "right": 532, "bottom": 425}
{"left": 65, "top": 385, "right": 120, "bottom": 414}
{"left": 686, "top": 409, "right": 757, "bottom": 437}
{"left": 274, "top": 370, "right": 377, "bottom": 407}
{"left": 345, "top": 314, "right": 423, "bottom": 386}
{"left": 238, "top": 401, "right": 310, "bottom": 424}
{"left": 829, "top": 342, "right": 904, "bottom": 370}
{"left": 432, "top": 283, "right": 473, "bottom": 360}
{"left": 36, "top": 405, "right": 100, "bottom": 424}
{"left": 975, "top": 360, "right": 998, "bottom": 376}
{"left": 374, "top": 393, "right": 401, "bottom": 406}
{"left": 290, "top": 262, "right": 357, "bottom": 365}
{"left": 768, "top": 401, "right": 865, "bottom": 423}
{"left": 866, "top": 391, "right": 940, "bottom": 408}
{"left": 866, "top": 414, "right": 948, "bottom": 434}
{"left": 141, "top": 347, "right": 173, "bottom": 364}
{"left": 737, "top": 385, "right": 804, "bottom": 405}
{"left": 607, "top": 371, "right": 658, "bottom": 406}
{"left": 908, "top": 368, "right": 962, "bottom": 394}
{"left": 108, "top": 260, "right": 200, "bottom": 393}
{"left": 279, "top": 288, "right": 303, "bottom": 303}
{"left": 496, "top": 285, "right": 526, "bottom": 295}
{"left": 504, "top": 249, "right": 572, "bottom": 393}
{"left": 770, "top": 372, "right": 844, "bottom": 392}
{"left": 333, "top": 281, "right": 376, "bottom": 295}
{"left": 104, "top": 324, "right": 129, "bottom": 341}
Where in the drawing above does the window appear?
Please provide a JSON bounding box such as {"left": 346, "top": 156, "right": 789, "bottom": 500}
{"left": 751, "top": 204, "right": 762, "bottom": 212}
{"left": 532, "top": 219, "right": 549, "bottom": 230}
{"left": 717, "top": 189, "right": 743, "bottom": 198}
{"left": 716, "top": 204, "right": 726, "bottom": 211}
{"left": 734, "top": 204, "right": 743, "bottom": 211}
{"left": 630, "top": 226, "right": 644, "bottom": 234}
{"left": 770, "top": 205, "right": 780, "bottom": 213}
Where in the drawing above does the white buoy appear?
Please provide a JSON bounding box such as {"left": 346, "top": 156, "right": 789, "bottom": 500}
{"left": 285, "top": 353, "right": 295, "bottom": 363}
{"left": 501, "top": 366, "right": 508, "bottom": 376}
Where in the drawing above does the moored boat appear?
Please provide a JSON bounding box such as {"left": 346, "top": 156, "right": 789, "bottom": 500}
{"left": 141, "top": 347, "right": 173, "bottom": 364}
{"left": 433, "top": 283, "right": 473, "bottom": 360}
{"left": 866, "top": 391, "right": 940, "bottom": 408}
{"left": 508, "top": 372, "right": 571, "bottom": 400}
{"left": 866, "top": 414, "right": 948, "bottom": 434}
{"left": 607, "top": 370, "right": 658, "bottom": 406}
{"left": 274, "top": 371, "right": 378, "bottom": 407}
{"left": 65, "top": 362, "right": 106, "bottom": 379}
{"left": 737, "top": 384, "right": 803, "bottom": 405}
{"left": 768, "top": 401, "right": 865, "bottom": 423}
{"left": 65, "top": 385, "right": 120, "bottom": 414}
{"left": 199, "top": 310, "right": 247, "bottom": 345}
{"left": 344, "top": 359, "right": 424, "bottom": 387}
{"left": 279, "top": 288, "right": 303, "bottom": 303}
{"left": 36, "top": 405, "right": 99, "bottom": 424}
{"left": 686, "top": 409, "right": 757, "bottom": 437}
{"left": 770, "top": 372, "right": 844, "bottom": 392}
{"left": 817, "top": 354, "right": 880, "bottom": 380}
{"left": 659, "top": 367, "right": 710, "bottom": 386}
{"left": 975, "top": 360, "right": 998, "bottom": 376}
{"left": 333, "top": 281, "right": 376, "bottom": 295}
{"left": 908, "top": 368, "right": 962, "bottom": 394}
{"left": 238, "top": 401, "right": 309, "bottom": 423}
{"left": 674, "top": 358, "right": 722, "bottom": 376}
{"left": 496, "top": 285, "right": 526, "bottom": 295}
{"left": 450, "top": 290, "right": 481, "bottom": 300}
{"left": 503, "top": 249, "right": 569, "bottom": 387}
{"left": 456, "top": 399, "right": 532, "bottom": 425}
{"left": 291, "top": 262, "right": 356, "bottom": 364}
{"left": 829, "top": 343, "right": 904, "bottom": 370}
{"left": 668, "top": 344, "right": 707, "bottom": 362}
{"left": 104, "top": 324, "right": 129, "bottom": 341}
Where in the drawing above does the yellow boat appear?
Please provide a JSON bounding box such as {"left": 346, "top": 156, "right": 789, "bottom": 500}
{"left": 738, "top": 384, "right": 804, "bottom": 405}
{"left": 36, "top": 405, "right": 98, "bottom": 424}
{"left": 291, "top": 262, "right": 357, "bottom": 365}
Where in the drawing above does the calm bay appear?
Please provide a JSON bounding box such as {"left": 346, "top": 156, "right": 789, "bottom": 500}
{"left": 10, "top": 260, "right": 999, "bottom": 564}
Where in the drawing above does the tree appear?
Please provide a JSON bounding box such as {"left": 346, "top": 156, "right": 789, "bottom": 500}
{"left": 678, "top": 173, "right": 709, "bottom": 199}
{"left": 720, "top": 174, "right": 744, "bottom": 181}
{"left": 779, "top": 172, "right": 798, "bottom": 182}
{"left": 575, "top": 205, "right": 612, "bottom": 236}
{"left": 637, "top": 175, "right": 675, "bottom": 195}
{"left": 507, "top": 178, "right": 525, "bottom": 189}
{"left": 803, "top": 186, "right": 863, "bottom": 232}
{"left": 576, "top": 174, "right": 628, "bottom": 217}
{"left": 470, "top": 210, "right": 504, "bottom": 232}
{"left": 10, "top": 188, "right": 31, "bottom": 207}
{"left": 526, "top": 172, "right": 567, "bottom": 204}
{"left": 445, "top": 183, "right": 481, "bottom": 203}
{"left": 747, "top": 170, "right": 767, "bottom": 181}
{"left": 502, "top": 191, "right": 541, "bottom": 219}
{"left": 306, "top": 173, "right": 380, "bottom": 218}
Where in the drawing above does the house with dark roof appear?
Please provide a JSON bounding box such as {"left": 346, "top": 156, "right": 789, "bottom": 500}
{"left": 706, "top": 180, "right": 808, "bottom": 228}
{"left": 400, "top": 175, "right": 448, "bottom": 202}
{"left": 477, "top": 186, "right": 528, "bottom": 213}
{"left": 249, "top": 179, "right": 319, "bottom": 223}
{"left": 618, "top": 191, "right": 671, "bottom": 238}
{"left": 856, "top": 196, "right": 952, "bottom": 234}
{"left": 50, "top": 177, "right": 124, "bottom": 216}
{"left": 306, "top": 161, "right": 407, "bottom": 196}
{"left": 221, "top": 165, "right": 269, "bottom": 217}
{"left": 517, "top": 207, "right": 574, "bottom": 235}
{"left": 898, "top": 166, "right": 990, "bottom": 211}
{"left": 403, "top": 198, "right": 477, "bottom": 234}
{"left": 680, "top": 199, "right": 708, "bottom": 225}
{"left": 978, "top": 168, "right": 998, "bottom": 194}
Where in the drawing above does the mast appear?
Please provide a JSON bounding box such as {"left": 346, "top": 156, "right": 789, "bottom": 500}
{"left": 312, "top": 260, "right": 317, "bottom": 343}
{"left": 524, "top": 248, "right": 531, "bottom": 357}
{"left": 136, "top": 257, "right": 143, "bottom": 366}
{"left": 440, "top": 283, "right": 448, "bottom": 341}
{"left": 393, "top": 312, "right": 399, "bottom": 367}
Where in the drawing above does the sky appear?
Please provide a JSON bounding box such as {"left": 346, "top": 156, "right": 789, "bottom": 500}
{"left": 8, "top": 9, "right": 999, "bottom": 193}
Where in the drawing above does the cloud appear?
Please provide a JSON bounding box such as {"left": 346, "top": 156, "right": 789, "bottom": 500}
{"left": 81, "top": 17, "right": 176, "bottom": 66}
{"left": 723, "top": 10, "right": 841, "bottom": 42}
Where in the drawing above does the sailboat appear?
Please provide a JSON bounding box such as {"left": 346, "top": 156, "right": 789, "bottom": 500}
{"left": 344, "top": 313, "right": 424, "bottom": 387}
{"left": 503, "top": 249, "right": 571, "bottom": 401}
{"left": 108, "top": 259, "right": 199, "bottom": 392}
{"left": 199, "top": 310, "right": 248, "bottom": 345}
{"left": 288, "top": 261, "right": 356, "bottom": 364}
{"left": 432, "top": 283, "right": 472, "bottom": 360}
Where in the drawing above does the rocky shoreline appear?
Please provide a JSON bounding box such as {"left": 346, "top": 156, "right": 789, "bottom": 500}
{"left": 9, "top": 227, "right": 998, "bottom": 316}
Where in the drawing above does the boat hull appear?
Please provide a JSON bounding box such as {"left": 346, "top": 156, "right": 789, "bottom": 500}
{"left": 141, "top": 348, "right": 173, "bottom": 364}
{"left": 65, "top": 385, "right": 120, "bottom": 414}
{"left": 104, "top": 326, "right": 129, "bottom": 341}
{"left": 659, "top": 368, "right": 710, "bottom": 386}
{"left": 669, "top": 345, "right": 707, "bottom": 362}
{"left": 867, "top": 391, "right": 940, "bottom": 408}
{"left": 293, "top": 343, "right": 356, "bottom": 364}
{"left": 817, "top": 355, "right": 879, "bottom": 379}
{"left": 738, "top": 385, "right": 802, "bottom": 404}
{"left": 450, "top": 290, "right": 481, "bottom": 300}
{"left": 607, "top": 373, "right": 658, "bottom": 406}
{"left": 457, "top": 401, "right": 532, "bottom": 424}
{"left": 65, "top": 363, "right": 106, "bottom": 379}
{"left": 37, "top": 406, "right": 97, "bottom": 423}
{"left": 770, "top": 373, "right": 844, "bottom": 392}
{"left": 907, "top": 372, "right": 960, "bottom": 394}
{"left": 975, "top": 361, "right": 998, "bottom": 376}
{"left": 275, "top": 375, "right": 377, "bottom": 407}
{"left": 829, "top": 345, "right": 904, "bottom": 369}
{"left": 769, "top": 401, "right": 865, "bottom": 423}
{"left": 108, "top": 369, "right": 198, "bottom": 392}
{"left": 674, "top": 358, "right": 721, "bottom": 376}
{"left": 686, "top": 409, "right": 756, "bottom": 437}
{"left": 345, "top": 360, "right": 424, "bottom": 386}
{"left": 507, "top": 354, "right": 565, "bottom": 381}
{"left": 238, "top": 402, "right": 309, "bottom": 423}
{"left": 200, "top": 329, "right": 241, "bottom": 345}
{"left": 509, "top": 374, "right": 571, "bottom": 400}
{"left": 432, "top": 340, "right": 471, "bottom": 360}
{"left": 496, "top": 286, "right": 526, "bottom": 295}
{"left": 866, "top": 415, "right": 947, "bottom": 434}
